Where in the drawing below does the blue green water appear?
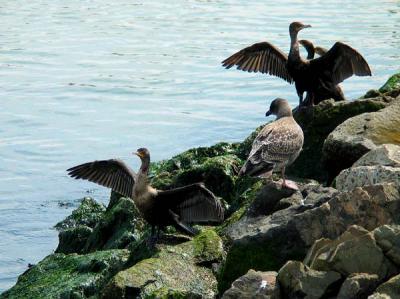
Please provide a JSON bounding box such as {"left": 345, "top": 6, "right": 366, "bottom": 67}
{"left": 0, "top": 0, "right": 399, "bottom": 292}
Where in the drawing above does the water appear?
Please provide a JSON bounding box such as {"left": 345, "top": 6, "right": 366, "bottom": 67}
{"left": 0, "top": 0, "right": 399, "bottom": 292}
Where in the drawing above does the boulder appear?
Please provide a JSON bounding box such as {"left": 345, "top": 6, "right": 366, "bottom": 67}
{"left": 304, "top": 225, "right": 396, "bottom": 280}
{"left": 222, "top": 270, "right": 277, "bottom": 299}
{"left": 220, "top": 183, "right": 400, "bottom": 293}
{"left": 323, "top": 99, "right": 400, "bottom": 182}
{"left": 379, "top": 72, "right": 400, "bottom": 93}
{"left": 373, "top": 225, "right": 400, "bottom": 267}
{"left": 102, "top": 229, "right": 223, "bottom": 299}
{"left": 277, "top": 261, "right": 341, "bottom": 299}
{"left": 368, "top": 274, "right": 400, "bottom": 299}
{"left": 335, "top": 144, "right": 400, "bottom": 191}
{"left": 1, "top": 250, "right": 129, "bottom": 299}
{"left": 337, "top": 273, "right": 379, "bottom": 299}
{"left": 56, "top": 225, "right": 93, "bottom": 254}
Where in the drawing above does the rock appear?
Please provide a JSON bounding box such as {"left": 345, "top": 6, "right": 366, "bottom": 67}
{"left": 56, "top": 225, "right": 93, "bottom": 254}
{"left": 336, "top": 165, "right": 400, "bottom": 191}
{"left": 322, "top": 99, "right": 400, "bottom": 182}
{"left": 220, "top": 183, "right": 400, "bottom": 293}
{"left": 379, "top": 72, "right": 400, "bottom": 93}
{"left": 337, "top": 273, "right": 379, "bottom": 299}
{"left": 277, "top": 261, "right": 341, "bottom": 299}
{"left": 369, "top": 274, "right": 400, "bottom": 299}
{"left": 222, "top": 270, "right": 277, "bottom": 299}
{"left": 55, "top": 197, "right": 105, "bottom": 230}
{"left": 0, "top": 250, "right": 129, "bottom": 299}
{"left": 83, "top": 196, "right": 146, "bottom": 253}
{"left": 301, "top": 184, "right": 339, "bottom": 206}
{"left": 373, "top": 225, "right": 400, "bottom": 267}
{"left": 335, "top": 144, "right": 400, "bottom": 191}
{"left": 102, "top": 229, "right": 223, "bottom": 299}
{"left": 305, "top": 225, "right": 396, "bottom": 280}
{"left": 354, "top": 144, "right": 400, "bottom": 168}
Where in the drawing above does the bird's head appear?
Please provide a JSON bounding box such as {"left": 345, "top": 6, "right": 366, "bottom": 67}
{"left": 289, "top": 22, "right": 311, "bottom": 37}
{"left": 134, "top": 148, "right": 150, "bottom": 171}
{"left": 265, "top": 98, "right": 292, "bottom": 119}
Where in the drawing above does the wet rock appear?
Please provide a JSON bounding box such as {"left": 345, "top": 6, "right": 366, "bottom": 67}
{"left": 56, "top": 225, "right": 93, "bottom": 254}
{"left": 222, "top": 269, "right": 277, "bottom": 299}
{"left": 305, "top": 225, "right": 396, "bottom": 280}
{"left": 323, "top": 99, "right": 400, "bottom": 182}
{"left": 55, "top": 197, "right": 105, "bottom": 230}
{"left": 83, "top": 196, "right": 146, "bottom": 253}
{"left": 369, "top": 274, "right": 400, "bottom": 299}
{"left": 1, "top": 250, "right": 129, "bottom": 299}
{"left": 379, "top": 72, "right": 400, "bottom": 93}
{"left": 337, "top": 273, "right": 379, "bottom": 299}
{"left": 277, "top": 261, "right": 341, "bottom": 299}
{"left": 220, "top": 183, "right": 400, "bottom": 293}
{"left": 373, "top": 225, "right": 400, "bottom": 267}
{"left": 102, "top": 229, "right": 223, "bottom": 299}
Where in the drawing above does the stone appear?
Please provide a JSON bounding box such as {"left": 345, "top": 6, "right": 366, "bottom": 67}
{"left": 55, "top": 197, "right": 105, "bottom": 230}
{"left": 373, "top": 225, "right": 400, "bottom": 267}
{"left": 335, "top": 165, "right": 400, "bottom": 191}
{"left": 277, "top": 261, "right": 341, "bottom": 299}
{"left": 354, "top": 144, "right": 400, "bottom": 168}
{"left": 0, "top": 250, "right": 129, "bottom": 299}
{"left": 222, "top": 270, "right": 277, "bottom": 299}
{"left": 322, "top": 99, "right": 400, "bottom": 182}
{"left": 102, "top": 229, "right": 223, "bottom": 299}
{"left": 55, "top": 225, "right": 93, "bottom": 254}
{"left": 305, "top": 225, "right": 396, "bottom": 281}
{"left": 368, "top": 274, "right": 400, "bottom": 299}
{"left": 337, "top": 273, "right": 379, "bottom": 299}
{"left": 379, "top": 72, "right": 400, "bottom": 93}
{"left": 220, "top": 184, "right": 400, "bottom": 293}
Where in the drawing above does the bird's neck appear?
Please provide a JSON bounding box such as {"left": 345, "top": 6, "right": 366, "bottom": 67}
{"left": 134, "top": 165, "right": 149, "bottom": 195}
{"left": 289, "top": 33, "right": 300, "bottom": 60}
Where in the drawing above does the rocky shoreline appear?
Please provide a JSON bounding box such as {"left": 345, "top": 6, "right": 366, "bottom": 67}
{"left": 2, "top": 73, "right": 400, "bottom": 299}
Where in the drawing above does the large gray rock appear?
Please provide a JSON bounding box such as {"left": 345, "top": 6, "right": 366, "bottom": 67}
{"left": 220, "top": 183, "right": 400, "bottom": 293}
{"left": 322, "top": 99, "right": 400, "bottom": 182}
{"left": 222, "top": 270, "right": 277, "bottom": 299}
{"left": 335, "top": 144, "right": 400, "bottom": 191}
{"left": 277, "top": 261, "right": 341, "bottom": 299}
{"left": 304, "top": 225, "right": 396, "bottom": 281}
{"left": 368, "top": 274, "right": 400, "bottom": 299}
{"left": 337, "top": 273, "right": 379, "bottom": 299}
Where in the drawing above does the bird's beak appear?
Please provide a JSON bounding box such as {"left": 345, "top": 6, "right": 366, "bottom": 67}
{"left": 302, "top": 24, "right": 311, "bottom": 29}
{"left": 265, "top": 110, "right": 272, "bottom": 117}
{"left": 133, "top": 151, "right": 143, "bottom": 158}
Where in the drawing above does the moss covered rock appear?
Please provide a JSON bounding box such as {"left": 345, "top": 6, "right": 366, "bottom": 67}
{"left": 379, "top": 72, "right": 400, "bottom": 93}
{"left": 102, "top": 229, "right": 224, "bottom": 299}
{"left": 0, "top": 250, "right": 129, "bottom": 299}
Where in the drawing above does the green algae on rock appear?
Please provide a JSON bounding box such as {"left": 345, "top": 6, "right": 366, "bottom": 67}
{"left": 102, "top": 230, "right": 224, "bottom": 299}
{"left": 0, "top": 250, "right": 130, "bottom": 299}
{"left": 379, "top": 72, "right": 400, "bottom": 93}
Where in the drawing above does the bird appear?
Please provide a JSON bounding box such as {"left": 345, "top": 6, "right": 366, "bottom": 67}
{"left": 222, "top": 21, "right": 371, "bottom": 106}
{"left": 299, "top": 39, "right": 345, "bottom": 105}
{"left": 239, "top": 98, "right": 304, "bottom": 190}
{"left": 67, "top": 148, "right": 224, "bottom": 237}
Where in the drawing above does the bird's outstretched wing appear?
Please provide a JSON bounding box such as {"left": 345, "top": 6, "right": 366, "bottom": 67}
{"left": 67, "top": 159, "right": 136, "bottom": 199}
{"left": 156, "top": 183, "right": 224, "bottom": 224}
{"left": 222, "top": 42, "right": 293, "bottom": 83}
{"left": 310, "top": 42, "right": 371, "bottom": 84}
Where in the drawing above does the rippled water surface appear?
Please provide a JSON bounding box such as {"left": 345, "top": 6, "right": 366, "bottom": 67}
{"left": 1, "top": 0, "right": 399, "bottom": 292}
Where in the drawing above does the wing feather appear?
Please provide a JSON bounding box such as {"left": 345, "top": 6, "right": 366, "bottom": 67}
{"left": 310, "top": 41, "right": 371, "bottom": 84}
{"left": 222, "top": 41, "right": 292, "bottom": 83}
{"left": 67, "top": 159, "right": 136, "bottom": 199}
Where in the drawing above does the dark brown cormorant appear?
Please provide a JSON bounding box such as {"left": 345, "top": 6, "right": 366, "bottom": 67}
{"left": 299, "top": 39, "right": 345, "bottom": 105}
{"left": 239, "top": 98, "right": 304, "bottom": 190}
{"left": 222, "top": 22, "right": 371, "bottom": 106}
{"left": 67, "top": 148, "right": 224, "bottom": 236}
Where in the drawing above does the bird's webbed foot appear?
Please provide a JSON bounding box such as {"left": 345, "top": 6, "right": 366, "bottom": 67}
{"left": 281, "top": 179, "right": 299, "bottom": 191}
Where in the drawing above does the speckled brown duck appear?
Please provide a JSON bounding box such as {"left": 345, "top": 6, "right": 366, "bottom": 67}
{"left": 239, "top": 98, "right": 304, "bottom": 190}
{"left": 67, "top": 148, "right": 224, "bottom": 237}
